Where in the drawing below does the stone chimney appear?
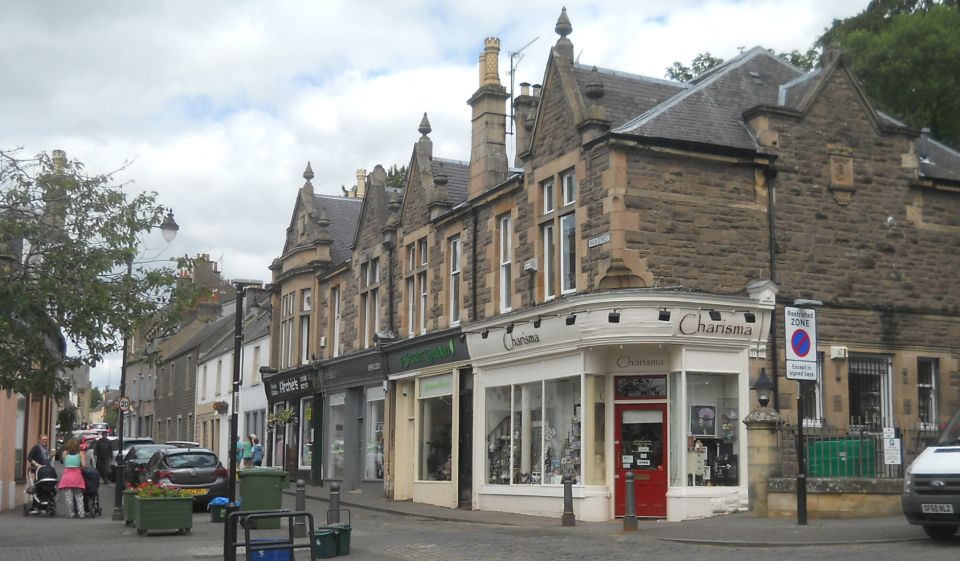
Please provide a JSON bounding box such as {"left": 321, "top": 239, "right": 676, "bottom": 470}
{"left": 356, "top": 169, "right": 367, "bottom": 198}
{"left": 513, "top": 82, "right": 539, "bottom": 166}
{"left": 467, "top": 37, "right": 509, "bottom": 200}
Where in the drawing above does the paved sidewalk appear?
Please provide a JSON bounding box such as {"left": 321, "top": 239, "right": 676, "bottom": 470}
{"left": 285, "top": 482, "right": 929, "bottom": 546}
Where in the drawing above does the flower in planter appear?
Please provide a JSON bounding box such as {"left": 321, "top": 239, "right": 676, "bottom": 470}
{"left": 213, "top": 400, "right": 229, "bottom": 415}
{"left": 267, "top": 408, "right": 297, "bottom": 428}
{"left": 134, "top": 481, "right": 186, "bottom": 499}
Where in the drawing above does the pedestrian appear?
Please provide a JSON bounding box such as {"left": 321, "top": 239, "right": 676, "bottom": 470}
{"left": 94, "top": 432, "right": 112, "bottom": 481}
{"left": 58, "top": 438, "right": 86, "bottom": 518}
{"left": 252, "top": 436, "right": 263, "bottom": 467}
{"left": 235, "top": 436, "right": 244, "bottom": 468}
{"left": 242, "top": 434, "right": 254, "bottom": 469}
{"left": 26, "top": 434, "right": 51, "bottom": 485}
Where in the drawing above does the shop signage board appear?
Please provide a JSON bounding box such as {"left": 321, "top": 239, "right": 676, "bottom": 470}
{"left": 784, "top": 306, "right": 818, "bottom": 381}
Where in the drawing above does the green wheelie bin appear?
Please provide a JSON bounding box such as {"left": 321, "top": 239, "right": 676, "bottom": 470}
{"left": 237, "top": 467, "right": 289, "bottom": 528}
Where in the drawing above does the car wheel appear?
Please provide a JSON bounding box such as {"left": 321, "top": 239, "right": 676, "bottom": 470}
{"left": 923, "top": 525, "right": 958, "bottom": 540}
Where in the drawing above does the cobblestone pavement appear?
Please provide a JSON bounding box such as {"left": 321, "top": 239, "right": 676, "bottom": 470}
{"left": 2, "top": 482, "right": 958, "bottom": 561}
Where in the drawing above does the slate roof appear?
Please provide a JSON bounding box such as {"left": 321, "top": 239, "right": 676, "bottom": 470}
{"left": 167, "top": 311, "right": 237, "bottom": 361}
{"left": 312, "top": 194, "right": 362, "bottom": 263}
{"left": 433, "top": 158, "right": 469, "bottom": 205}
{"left": 614, "top": 47, "right": 803, "bottom": 150}
{"left": 572, "top": 64, "right": 685, "bottom": 128}
{"left": 917, "top": 134, "right": 960, "bottom": 183}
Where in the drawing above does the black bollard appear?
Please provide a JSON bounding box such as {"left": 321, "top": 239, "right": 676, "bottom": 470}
{"left": 294, "top": 479, "right": 306, "bottom": 537}
{"left": 623, "top": 471, "right": 638, "bottom": 531}
{"left": 328, "top": 482, "right": 341, "bottom": 524}
{"left": 561, "top": 475, "right": 576, "bottom": 527}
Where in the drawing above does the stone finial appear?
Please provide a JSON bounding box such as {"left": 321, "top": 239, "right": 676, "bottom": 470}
{"left": 433, "top": 174, "right": 448, "bottom": 187}
{"left": 482, "top": 37, "right": 501, "bottom": 86}
{"left": 303, "top": 161, "right": 314, "bottom": 181}
{"left": 585, "top": 66, "right": 604, "bottom": 100}
{"left": 418, "top": 112, "right": 432, "bottom": 136}
{"left": 555, "top": 7, "right": 572, "bottom": 38}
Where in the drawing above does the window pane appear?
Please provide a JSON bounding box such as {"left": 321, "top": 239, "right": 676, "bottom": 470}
{"left": 848, "top": 354, "right": 891, "bottom": 427}
{"left": 542, "top": 223, "right": 555, "bottom": 299}
{"left": 500, "top": 217, "right": 512, "bottom": 312}
{"left": 485, "top": 386, "right": 512, "bottom": 484}
{"left": 542, "top": 180, "right": 554, "bottom": 213}
{"left": 365, "top": 393, "right": 385, "bottom": 480}
{"left": 586, "top": 375, "right": 605, "bottom": 485}
{"left": 544, "top": 376, "right": 581, "bottom": 484}
{"left": 686, "top": 373, "right": 739, "bottom": 487}
{"left": 560, "top": 213, "right": 576, "bottom": 293}
{"left": 918, "top": 358, "right": 938, "bottom": 427}
{"left": 513, "top": 382, "right": 543, "bottom": 484}
{"left": 406, "top": 277, "right": 415, "bottom": 337}
{"left": 419, "top": 395, "right": 453, "bottom": 481}
{"left": 299, "top": 397, "right": 313, "bottom": 469}
{"left": 562, "top": 172, "right": 575, "bottom": 205}
{"left": 327, "top": 394, "right": 345, "bottom": 479}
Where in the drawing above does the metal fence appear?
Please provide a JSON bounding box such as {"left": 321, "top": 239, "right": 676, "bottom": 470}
{"left": 777, "top": 417, "right": 941, "bottom": 480}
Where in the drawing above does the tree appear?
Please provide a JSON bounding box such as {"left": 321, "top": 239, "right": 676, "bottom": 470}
{"left": 0, "top": 150, "right": 198, "bottom": 398}
{"left": 89, "top": 386, "right": 104, "bottom": 410}
{"left": 820, "top": 2, "right": 960, "bottom": 146}
{"left": 57, "top": 405, "right": 77, "bottom": 435}
{"left": 385, "top": 164, "right": 407, "bottom": 190}
{"left": 665, "top": 52, "right": 725, "bottom": 82}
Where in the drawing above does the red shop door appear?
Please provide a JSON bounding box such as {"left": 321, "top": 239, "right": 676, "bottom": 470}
{"left": 614, "top": 403, "right": 667, "bottom": 517}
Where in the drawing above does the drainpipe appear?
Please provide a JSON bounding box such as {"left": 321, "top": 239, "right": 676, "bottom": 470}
{"left": 387, "top": 246, "right": 395, "bottom": 334}
{"left": 471, "top": 207, "right": 479, "bottom": 322}
{"left": 765, "top": 165, "right": 781, "bottom": 412}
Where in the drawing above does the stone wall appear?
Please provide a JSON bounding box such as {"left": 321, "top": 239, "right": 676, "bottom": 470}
{"left": 767, "top": 477, "right": 902, "bottom": 519}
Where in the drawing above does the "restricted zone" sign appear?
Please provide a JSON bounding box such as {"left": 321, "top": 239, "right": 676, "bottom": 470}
{"left": 784, "top": 306, "right": 818, "bottom": 381}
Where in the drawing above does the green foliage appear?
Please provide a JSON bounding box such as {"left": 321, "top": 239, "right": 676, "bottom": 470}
{"left": 385, "top": 164, "right": 407, "bottom": 190}
{"left": 822, "top": 2, "right": 960, "bottom": 146}
{"left": 57, "top": 406, "right": 77, "bottom": 434}
{"left": 104, "top": 402, "right": 118, "bottom": 430}
{"left": 0, "top": 150, "right": 199, "bottom": 396}
{"left": 89, "top": 386, "right": 103, "bottom": 410}
{"left": 665, "top": 52, "right": 725, "bottom": 81}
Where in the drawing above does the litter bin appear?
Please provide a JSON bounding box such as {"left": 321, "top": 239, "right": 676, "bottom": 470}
{"left": 238, "top": 467, "right": 289, "bottom": 529}
{"left": 208, "top": 496, "right": 229, "bottom": 523}
{"left": 249, "top": 538, "right": 292, "bottom": 561}
{"left": 123, "top": 489, "right": 137, "bottom": 526}
{"left": 312, "top": 529, "right": 338, "bottom": 559}
{"left": 330, "top": 524, "right": 351, "bottom": 556}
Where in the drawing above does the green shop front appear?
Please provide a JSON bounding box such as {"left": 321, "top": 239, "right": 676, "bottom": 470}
{"left": 317, "top": 349, "right": 386, "bottom": 495}
{"left": 386, "top": 328, "right": 472, "bottom": 509}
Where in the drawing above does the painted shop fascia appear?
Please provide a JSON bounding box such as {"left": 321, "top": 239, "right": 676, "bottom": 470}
{"left": 462, "top": 285, "right": 777, "bottom": 522}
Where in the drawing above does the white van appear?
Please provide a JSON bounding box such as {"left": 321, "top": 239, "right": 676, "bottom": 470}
{"left": 902, "top": 408, "right": 960, "bottom": 540}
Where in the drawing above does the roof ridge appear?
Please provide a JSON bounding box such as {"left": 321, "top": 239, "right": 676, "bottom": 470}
{"left": 314, "top": 193, "right": 362, "bottom": 202}
{"left": 433, "top": 156, "right": 469, "bottom": 165}
{"left": 573, "top": 63, "right": 684, "bottom": 88}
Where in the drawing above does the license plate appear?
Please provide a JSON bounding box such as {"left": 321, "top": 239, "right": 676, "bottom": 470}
{"left": 179, "top": 488, "right": 207, "bottom": 496}
{"left": 922, "top": 503, "right": 954, "bottom": 514}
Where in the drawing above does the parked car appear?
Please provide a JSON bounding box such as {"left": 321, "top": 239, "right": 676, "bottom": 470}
{"left": 903, "top": 407, "right": 960, "bottom": 540}
{"left": 89, "top": 422, "right": 113, "bottom": 435}
{"left": 107, "top": 437, "right": 155, "bottom": 482}
{"left": 122, "top": 444, "right": 174, "bottom": 486}
{"left": 164, "top": 441, "right": 200, "bottom": 449}
{"left": 145, "top": 448, "right": 228, "bottom": 505}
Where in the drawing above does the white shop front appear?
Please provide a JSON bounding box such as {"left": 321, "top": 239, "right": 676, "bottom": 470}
{"left": 465, "top": 285, "right": 775, "bottom": 521}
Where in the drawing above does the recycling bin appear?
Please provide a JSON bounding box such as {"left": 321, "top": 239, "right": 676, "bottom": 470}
{"left": 249, "top": 538, "right": 292, "bottom": 561}
{"left": 238, "top": 467, "right": 289, "bottom": 529}
{"left": 312, "top": 529, "right": 338, "bottom": 559}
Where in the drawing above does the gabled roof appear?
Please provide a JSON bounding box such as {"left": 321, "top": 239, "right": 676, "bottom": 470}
{"left": 614, "top": 47, "right": 803, "bottom": 149}
{"left": 572, "top": 64, "right": 685, "bottom": 128}
{"left": 917, "top": 134, "right": 960, "bottom": 183}
{"left": 166, "top": 311, "right": 236, "bottom": 361}
{"left": 311, "top": 194, "right": 362, "bottom": 264}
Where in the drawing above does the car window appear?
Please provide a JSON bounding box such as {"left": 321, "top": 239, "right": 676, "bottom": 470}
{"left": 166, "top": 453, "right": 217, "bottom": 468}
{"left": 134, "top": 446, "right": 167, "bottom": 460}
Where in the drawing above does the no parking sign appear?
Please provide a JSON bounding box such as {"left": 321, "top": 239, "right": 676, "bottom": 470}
{"left": 784, "top": 306, "right": 817, "bottom": 381}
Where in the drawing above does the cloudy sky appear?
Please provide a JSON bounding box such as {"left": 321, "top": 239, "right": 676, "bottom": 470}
{"left": 2, "top": 0, "right": 869, "bottom": 388}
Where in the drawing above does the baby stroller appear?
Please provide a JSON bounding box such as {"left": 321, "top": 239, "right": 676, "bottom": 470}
{"left": 80, "top": 466, "right": 102, "bottom": 518}
{"left": 24, "top": 464, "right": 58, "bottom": 517}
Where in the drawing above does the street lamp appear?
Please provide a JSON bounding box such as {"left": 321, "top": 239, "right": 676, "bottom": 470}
{"left": 227, "top": 280, "right": 263, "bottom": 504}
{"left": 751, "top": 368, "right": 774, "bottom": 408}
{"left": 112, "top": 210, "right": 180, "bottom": 521}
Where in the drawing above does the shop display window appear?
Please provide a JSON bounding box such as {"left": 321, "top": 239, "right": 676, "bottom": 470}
{"left": 419, "top": 373, "right": 453, "bottom": 481}
{"left": 684, "top": 372, "right": 739, "bottom": 487}
{"left": 299, "top": 397, "right": 313, "bottom": 469}
{"left": 485, "top": 376, "right": 582, "bottom": 486}
{"left": 327, "top": 393, "right": 345, "bottom": 479}
{"left": 585, "top": 375, "right": 606, "bottom": 485}
{"left": 365, "top": 388, "right": 385, "bottom": 480}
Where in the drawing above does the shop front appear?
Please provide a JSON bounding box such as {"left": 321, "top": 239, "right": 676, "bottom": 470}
{"left": 317, "top": 349, "right": 386, "bottom": 494}
{"left": 465, "top": 286, "right": 775, "bottom": 521}
{"left": 385, "top": 328, "right": 471, "bottom": 509}
{"left": 263, "top": 367, "right": 314, "bottom": 481}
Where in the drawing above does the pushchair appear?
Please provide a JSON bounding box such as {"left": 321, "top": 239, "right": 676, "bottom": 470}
{"left": 24, "top": 464, "right": 58, "bottom": 517}
{"left": 80, "top": 466, "right": 102, "bottom": 518}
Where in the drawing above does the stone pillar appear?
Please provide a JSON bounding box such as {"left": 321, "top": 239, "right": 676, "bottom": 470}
{"left": 743, "top": 408, "right": 782, "bottom": 517}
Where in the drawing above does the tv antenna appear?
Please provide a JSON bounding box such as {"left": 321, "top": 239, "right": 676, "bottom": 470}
{"left": 508, "top": 36, "right": 539, "bottom": 137}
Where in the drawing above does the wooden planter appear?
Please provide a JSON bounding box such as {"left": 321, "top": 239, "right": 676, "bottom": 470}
{"left": 132, "top": 495, "right": 194, "bottom": 536}
{"left": 123, "top": 489, "right": 137, "bottom": 526}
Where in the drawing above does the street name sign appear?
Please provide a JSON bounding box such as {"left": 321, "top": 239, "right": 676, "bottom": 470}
{"left": 785, "top": 306, "right": 818, "bottom": 381}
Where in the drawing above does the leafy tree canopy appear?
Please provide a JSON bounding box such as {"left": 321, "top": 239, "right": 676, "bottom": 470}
{"left": 386, "top": 164, "right": 408, "bottom": 190}
{"left": 89, "top": 386, "right": 103, "bottom": 410}
{"left": 0, "top": 150, "right": 199, "bottom": 398}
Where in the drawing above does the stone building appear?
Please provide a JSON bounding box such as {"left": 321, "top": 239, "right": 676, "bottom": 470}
{"left": 264, "top": 8, "right": 959, "bottom": 522}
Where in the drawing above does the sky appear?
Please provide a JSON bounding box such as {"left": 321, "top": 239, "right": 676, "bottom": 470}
{"left": 2, "top": 0, "right": 870, "bottom": 389}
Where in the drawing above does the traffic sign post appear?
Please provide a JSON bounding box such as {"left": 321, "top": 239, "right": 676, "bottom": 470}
{"left": 784, "top": 304, "right": 819, "bottom": 527}
{"left": 117, "top": 396, "right": 132, "bottom": 414}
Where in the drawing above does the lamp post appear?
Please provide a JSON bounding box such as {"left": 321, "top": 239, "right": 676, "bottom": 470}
{"left": 112, "top": 210, "right": 179, "bottom": 521}
{"left": 751, "top": 368, "right": 774, "bottom": 408}
{"left": 227, "top": 279, "right": 263, "bottom": 506}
